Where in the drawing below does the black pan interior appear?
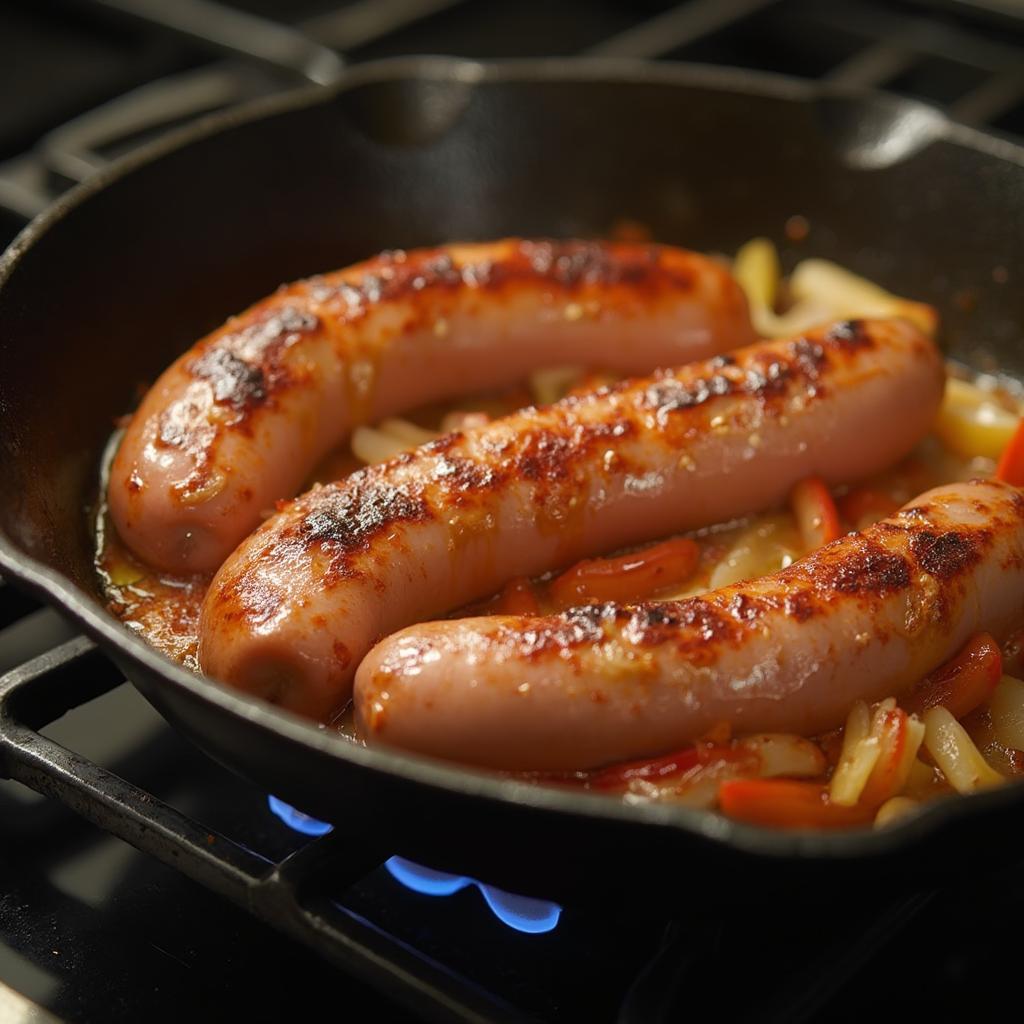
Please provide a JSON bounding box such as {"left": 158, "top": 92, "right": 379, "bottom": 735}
{"left": 2, "top": 59, "right": 1024, "bottom": 907}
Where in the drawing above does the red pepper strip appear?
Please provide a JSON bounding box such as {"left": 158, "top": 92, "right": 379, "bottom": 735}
{"left": 492, "top": 576, "right": 541, "bottom": 615}
{"left": 549, "top": 537, "right": 700, "bottom": 609}
{"left": 718, "top": 779, "right": 876, "bottom": 829}
{"left": 588, "top": 743, "right": 752, "bottom": 792}
{"left": 858, "top": 707, "right": 909, "bottom": 809}
{"left": 901, "top": 632, "right": 1002, "bottom": 720}
{"left": 790, "top": 476, "right": 843, "bottom": 550}
{"left": 996, "top": 417, "right": 1024, "bottom": 486}
{"left": 838, "top": 487, "right": 900, "bottom": 529}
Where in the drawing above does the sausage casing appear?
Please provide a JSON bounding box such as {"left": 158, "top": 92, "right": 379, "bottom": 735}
{"left": 356, "top": 479, "right": 1024, "bottom": 772}
{"left": 199, "top": 317, "right": 944, "bottom": 722}
{"left": 110, "top": 239, "right": 754, "bottom": 572}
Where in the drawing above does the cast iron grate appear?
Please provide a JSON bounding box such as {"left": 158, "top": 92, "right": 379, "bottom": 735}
{"left": 0, "top": 637, "right": 936, "bottom": 1023}
{"left": 1, "top": 0, "right": 1023, "bottom": 227}
{"left": 0, "top": 637, "right": 527, "bottom": 1024}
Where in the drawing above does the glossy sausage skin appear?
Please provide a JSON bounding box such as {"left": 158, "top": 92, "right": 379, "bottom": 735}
{"left": 109, "top": 239, "right": 755, "bottom": 573}
{"left": 199, "top": 317, "right": 944, "bottom": 721}
{"left": 357, "top": 479, "right": 1024, "bottom": 772}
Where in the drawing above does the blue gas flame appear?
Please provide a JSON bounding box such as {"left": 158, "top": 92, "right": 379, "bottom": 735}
{"left": 268, "top": 796, "right": 561, "bottom": 934}
{"left": 267, "top": 794, "right": 334, "bottom": 836}
{"left": 383, "top": 857, "right": 562, "bottom": 934}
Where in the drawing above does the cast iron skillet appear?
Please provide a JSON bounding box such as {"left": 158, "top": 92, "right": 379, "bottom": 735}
{"left": 2, "top": 57, "right": 1024, "bottom": 909}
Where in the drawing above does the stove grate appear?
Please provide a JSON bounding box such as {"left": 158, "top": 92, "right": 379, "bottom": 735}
{"left": 0, "top": 637, "right": 530, "bottom": 1024}
{"left": 1, "top": 0, "right": 1023, "bottom": 226}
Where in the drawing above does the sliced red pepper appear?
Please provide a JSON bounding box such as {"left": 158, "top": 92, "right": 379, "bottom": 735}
{"left": 549, "top": 537, "right": 700, "bottom": 608}
{"left": 857, "top": 707, "right": 909, "bottom": 809}
{"left": 718, "top": 779, "right": 876, "bottom": 828}
{"left": 901, "top": 632, "right": 1002, "bottom": 720}
{"left": 996, "top": 417, "right": 1024, "bottom": 486}
{"left": 838, "top": 487, "right": 900, "bottom": 529}
{"left": 790, "top": 476, "right": 843, "bottom": 550}
{"left": 493, "top": 576, "right": 541, "bottom": 615}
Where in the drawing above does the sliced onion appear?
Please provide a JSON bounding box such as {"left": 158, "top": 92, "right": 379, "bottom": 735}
{"left": 788, "top": 259, "right": 937, "bottom": 335}
{"left": 351, "top": 426, "right": 408, "bottom": 465}
{"left": 989, "top": 675, "right": 1024, "bottom": 751}
{"left": 707, "top": 514, "right": 801, "bottom": 589}
{"left": 829, "top": 700, "right": 880, "bottom": 806}
{"left": 874, "top": 796, "right": 919, "bottom": 828}
{"left": 740, "top": 734, "right": 826, "bottom": 778}
{"left": 933, "top": 378, "right": 1020, "bottom": 460}
{"left": 528, "top": 366, "right": 584, "bottom": 407}
{"left": 922, "top": 706, "right": 1006, "bottom": 794}
{"left": 440, "top": 410, "right": 491, "bottom": 433}
{"left": 733, "top": 237, "right": 781, "bottom": 337}
{"left": 351, "top": 419, "right": 440, "bottom": 464}
{"left": 377, "top": 418, "right": 440, "bottom": 446}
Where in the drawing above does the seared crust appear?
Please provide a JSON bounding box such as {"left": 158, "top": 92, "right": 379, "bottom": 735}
{"left": 210, "top": 319, "right": 913, "bottom": 602}
{"left": 433, "top": 483, "right": 1017, "bottom": 665}
{"left": 180, "top": 240, "right": 706, "bottom": 430}
{"left": 200, "top": 317, "right": 944, "bottom": 721}
{"left": 355, "top": 480, "right": 1024, "bottom": 771}
{"left": 111, "top": 238, "right": 753, "bottom": 572}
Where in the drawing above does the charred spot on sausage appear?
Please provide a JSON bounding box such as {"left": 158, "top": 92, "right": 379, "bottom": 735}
{"left": 187, "top": 305, "right": 319, "bottom": 410}
{"left": 910, "top": 530, "right": 984, "bottom": 579}
{"left": 825, "top": 319, "right": 871, "bottom": 349}
{"left": 812, "top": 538, "right": 912, "bottom": 596}
{"left": 190, "top": 348, "right": 267, "bottom": 407}
{"left": 300, "top": 475, "right": 432, "bottom": 556}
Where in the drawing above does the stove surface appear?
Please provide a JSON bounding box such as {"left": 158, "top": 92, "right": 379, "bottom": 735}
{"left": 2, "top": 634, "right": 1024, "bottom": 1023}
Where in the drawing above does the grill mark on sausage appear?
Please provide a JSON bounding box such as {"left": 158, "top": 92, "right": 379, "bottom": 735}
{"left": 190, "top": 348, "right": 267, "bottom": 407}
{"left": 782, "top": 590, "right": 816, "bottom": 622}
{"left": 910, "top": 530, "right": 984, "bottom": 580}
{"left": 299, "top": 472, "right": 432, "bottom": 558}
{"left": 623, "top": 600, "right": 739, "bottom": 651}
{"left": 224, "top": 319, "right": 901, "bottom": 594}
{"left": 495, "top": 604, "right": 609, "bottom": 659}
{"left": 826, "top": 319, "right": 871, "bottom": 348}
{"left": 179, "top": 239, "right": 712, "bottom": 445}
{"left": 632, "top": 324, "right": 868, "bottom": 425}
{"left": 186, "top": 305, "right": 320, "bottom": 411}
{"left": 309, "top": 239, "right": 699, "bottom": 312}
{"left": 806, "top": 537, "right": 912, "bottom": 596}
{"left": 492, "top": 240, "right": 695, "bottom": 292}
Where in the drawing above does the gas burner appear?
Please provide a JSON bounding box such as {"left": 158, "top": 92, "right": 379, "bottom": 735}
{"left": 268, "top": 794, "right": 563, "bottom": 934}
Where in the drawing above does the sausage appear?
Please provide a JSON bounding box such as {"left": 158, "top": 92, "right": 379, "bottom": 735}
{"left": 109, "top": 238, "right": 755, "bottom": 573}
{"left": 355, "top": 479, "right": 1024, "bottom": 772}
{"left": 199, "top": 317, "right": 944, "bottom": 721}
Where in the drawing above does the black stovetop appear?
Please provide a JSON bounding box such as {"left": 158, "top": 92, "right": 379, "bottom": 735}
{"left": 2, "top": 1, "right": 1024, "bottom": 1021}
{"left": 3, "top": 597, "right": 1024, "bottom": 1023}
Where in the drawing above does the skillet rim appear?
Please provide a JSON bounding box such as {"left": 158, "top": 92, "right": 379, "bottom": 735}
{"left": 2, "top": 54, "right": 1024, "bottom": 861}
